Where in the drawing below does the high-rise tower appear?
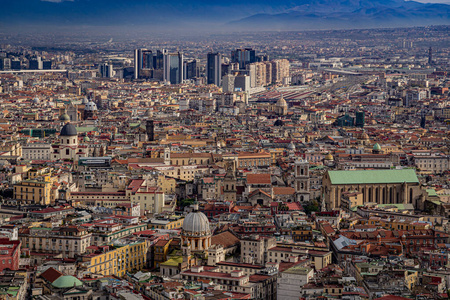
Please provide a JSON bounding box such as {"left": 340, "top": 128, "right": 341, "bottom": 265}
{"left": 231, "top": 48, "right": 256, "bottom": 70}
{"left": 163, "top": 52, "right": 184, "bottom": 84}
{"left": 207, "top": 52, "right": 222, "bottom": 86}
{"left": 428, "top": 47, "right": 433, "bottom": 65}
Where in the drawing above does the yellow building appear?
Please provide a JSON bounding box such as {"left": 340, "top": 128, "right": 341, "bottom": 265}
{"left": 170, "top": 152, "right": 213, "bottom": 166}
{"left": 154, "top": 239, "right": 172, "bottom": 268}
{"left": 14, "top": 176, "right": 53, "bottom": 205}
{"left": 27, "top": 167, "right": 53, "bottom": 180}
{"left": 269, "top": 149, "right": 284, "bottom": 164}
{"left": 155, "top": 165, "right": 208, "bottom": 182}
{"left": 130, "top": 188, "right": 165, "bottom": 215}
{"left": 149, "top": 216, "right": 184, "bottom": 230}
{"left": 360, "top": 217, "right": 432, "bottom": 231}
{"left": 237, "top": 151, "right": 271, "bottom": 168}
{"left": 405, "top": 270, "right": 418, "bottom": 290}
{"left": 157, "top": 175, "right": 176, "bottom": 193}
{"left": 82, "top": 237, "right": 149, "bottom": 277}
{"left": 340, "top": 191, "right": 364, "bottom": 211}
{"left": 0, "top": 141, "right": 22, "bottom": 156}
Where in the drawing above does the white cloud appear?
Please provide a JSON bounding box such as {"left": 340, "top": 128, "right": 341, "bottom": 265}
{"left": 408, "top": 0, "right": 450, "bottom": 3}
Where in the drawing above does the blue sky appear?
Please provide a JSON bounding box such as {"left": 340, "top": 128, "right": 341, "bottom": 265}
{"left": 1, "top": 0, "right": 449, "bottom": 31}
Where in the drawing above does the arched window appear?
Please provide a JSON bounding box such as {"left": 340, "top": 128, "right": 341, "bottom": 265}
{"left": 409, "top": 188, "right": 413, "bottom": 204}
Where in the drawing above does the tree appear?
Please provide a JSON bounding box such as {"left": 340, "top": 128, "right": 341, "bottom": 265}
{"left": 179, "top": 198, "right": 195, "bottom": 209}
{"left": 305, "top": 200, "right": 320, "bottom": 215}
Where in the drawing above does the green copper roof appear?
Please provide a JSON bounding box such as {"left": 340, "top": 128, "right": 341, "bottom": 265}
{"left": 161, "top": 256, "right": 183, "bottom": 267}
{"left": 51, "top": 276, "right": 83, "bottom": 288}
{"left": 426, "top": 189, "right": 438, "bottom": 197}
{"left": 76, "top": 126, "right": 98, "bottom": 133}
{"left": 373, "top": 143, "right": 381, "bottom": 150}
{"left": 328, "top": 169, "right": 419, "bottom": 185}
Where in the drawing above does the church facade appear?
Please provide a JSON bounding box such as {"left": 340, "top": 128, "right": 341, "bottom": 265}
{"left": 51, "top": 122, "right": 88, "bottom": 162}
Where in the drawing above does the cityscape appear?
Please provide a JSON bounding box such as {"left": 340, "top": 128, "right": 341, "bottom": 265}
{"left": 0, "top": 5, "right": 450, "bottom": 300}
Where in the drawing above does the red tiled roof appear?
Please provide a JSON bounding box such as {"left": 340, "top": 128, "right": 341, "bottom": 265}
{"left": 40, "top": 267, "right": 63, "bottom": 283}
{"left": 246, "top": 174, "right": 271, "bottom": 184}
{"left": 211, "top": 231, "right": 240, "bottom": 249}
{"left": 273, "top": 187, "right": 295, "bottom": 195}
{"left": 374, "top": 296, "right": 411, "bottom": 300}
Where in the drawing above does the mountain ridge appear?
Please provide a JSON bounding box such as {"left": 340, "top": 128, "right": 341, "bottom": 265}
{"left": 1, "top": 0, "right": 449, "bottom": 30}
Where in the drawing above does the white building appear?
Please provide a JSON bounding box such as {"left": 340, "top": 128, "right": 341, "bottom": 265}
{"left": 277, "top": 264, "right": 314, "bottom": 300}
{"left": 22, "top": 143, "right": 52, "bottom": 160}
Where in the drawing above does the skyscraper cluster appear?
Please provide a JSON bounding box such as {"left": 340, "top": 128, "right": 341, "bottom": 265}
{"left": 133, "top": 48, "right": 289, "bottom": 89}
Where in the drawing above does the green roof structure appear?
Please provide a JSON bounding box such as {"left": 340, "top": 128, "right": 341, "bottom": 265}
{"left": 51, "top": 276, "right": 83, "bottom": 289}
{"left": 283, "top": 266, "right": 313, "bottom": 275}
{"left": 76, "top": 126, "right": 98, "bottom": 133}
{"left": 328, "top": 169, "right": 419, "bottom": 185}
{"left": 373, "top": 143, "right": 382, "bottom": 151}
{"left": 426, "top": 189, "right": 438, "bottom": 197}
{"left": 161, "top": 256, "right": 183, "bottom": 267}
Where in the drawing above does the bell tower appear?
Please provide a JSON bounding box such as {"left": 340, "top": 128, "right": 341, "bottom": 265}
{"left": 223, "top": 159, "right": 237, "bottom": 202}
{"left": 295, "top": 159, "right": 310, "bottom": 202}
{"left": 182, "top": 240, "right": 191, "bottom": 264}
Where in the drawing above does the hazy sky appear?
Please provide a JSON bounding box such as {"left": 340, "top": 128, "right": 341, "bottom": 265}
{"left": 1, "top": 0, "right": 449, "bottom": 31}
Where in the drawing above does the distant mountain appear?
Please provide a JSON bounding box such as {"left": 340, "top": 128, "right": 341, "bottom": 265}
{"left": 1, "top": 0, "right": 449, "bottom": 31}
{"left": 230, "top": 0, "right": 450, "bottom": 30}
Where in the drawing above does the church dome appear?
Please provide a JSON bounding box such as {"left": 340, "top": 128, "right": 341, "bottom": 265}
{"left": 84, "top": 101, "right": 97, "bottom": 111}
{"left": 32, "top": 97, "right": 40, "bottom": 104}
{"left": 51, "top": 276, "right": 82, "bottom": 289}
{"left": 276, "top": 96, "right": 287, "bottom": 107}
{"left": 59, "top": 113, "right": 70, "bottom": 122}
{"left": 182, "top": 210, "right": 210, "bottom": 237}
{"left": 274, "top": 119, "right": 284, "bottom": 126}
{"left": 81, "top": 97, "right": 89, "bottom": 104}
{"left": 60, "top": 123, "right": 77, "bottom": 136}
{"left": 145, "top": 109, "right": 153, "bottom": 117}
{"left": 83, "top": 136, "right": 90, "bottom": 142}
{"left": 373, "top": 143, "right": 382, "bottom": 151}
{"left": 288, "top": 142, "right": 296, "bottom": 151}
{"left": 361, "top": 132, "right": 370, "bottom": 140}
{"left": 325, "top": 153, "right": 334, "bottom": 160}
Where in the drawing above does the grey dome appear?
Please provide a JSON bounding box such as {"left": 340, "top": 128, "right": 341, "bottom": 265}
{"left": 60, "top": 123, "right": 77, "bottom": 136}
{"left": 182, "top": 211, "right": 210, "bottom": 237}
{"left": 84, "top": 101, "right": 97, "bottom": 111}
{"left": 288, "top": 142, "right": 296, "bottom": 150}
{"left": 32, "top": 97, "right": 40, "bottom": 104}
{"left": 81, "top": 97, "right": 89, "bottom": 104}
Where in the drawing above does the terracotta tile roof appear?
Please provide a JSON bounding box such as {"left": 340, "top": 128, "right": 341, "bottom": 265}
{"left": 248, "top": 189, "right": 272, "bottom": 199}
{"left": 211, "top": 231, "right": 240, "bottom": 249}
{"left": 246, "top": 174, "right": 271, "bottom": 184}
{"left": 273, "top": 187, "right": 295, "bottom": 195}
{"left": 40, "top": 267, "right": 63, "bottom": 283}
